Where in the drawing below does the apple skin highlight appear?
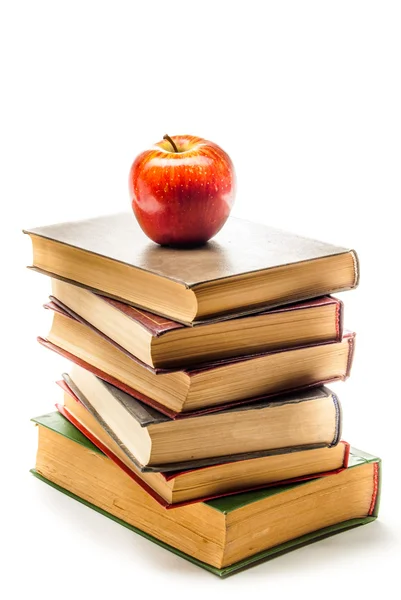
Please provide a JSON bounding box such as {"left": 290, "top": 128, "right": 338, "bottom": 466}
{"left": 129, "top": 135, "right": 236, "bottom": 247}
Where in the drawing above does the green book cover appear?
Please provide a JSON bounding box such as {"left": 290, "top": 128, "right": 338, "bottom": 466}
{"left": 31, "top": 412, "right": 381, "bottom": 576}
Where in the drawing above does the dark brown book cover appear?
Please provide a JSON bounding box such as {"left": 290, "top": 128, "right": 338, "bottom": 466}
{"left": 58, "top": 376, "right": 342, "bottom": 473}
{"left": 25, "top": 212, "right": 358, "bottom": 324}
{"left": 24, "top": 212, "right": 359, "bottom": 287}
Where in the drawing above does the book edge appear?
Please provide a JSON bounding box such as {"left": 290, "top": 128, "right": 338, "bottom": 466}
{"left": 29, "top": 469, "right": 377, "bottom": 577}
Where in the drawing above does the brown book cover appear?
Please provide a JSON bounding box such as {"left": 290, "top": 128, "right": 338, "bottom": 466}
{"left": 24, "top": 212, "right": 359, "bottom": 323}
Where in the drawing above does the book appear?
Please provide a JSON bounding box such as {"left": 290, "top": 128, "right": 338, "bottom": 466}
{"left": 40, "top": 301, "right": 355, "bottom": 416}
{"left": 58, "top": 364, "right": 342, "bottom": 470}
{"left": 24, "top": 212, "right": 359, "bottom": 324}
{"left": 50, "top": 278, "right": 344, "bottom": 369}
{"left": 31, "top": 412, "right": 381, "bottom": 576}
{"left": 57, "top": 383, "right": 350, "bottom": 507}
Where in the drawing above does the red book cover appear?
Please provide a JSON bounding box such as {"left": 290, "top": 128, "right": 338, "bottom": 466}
{"left": 48, "top": 295, "right": 344, "bottom": 373}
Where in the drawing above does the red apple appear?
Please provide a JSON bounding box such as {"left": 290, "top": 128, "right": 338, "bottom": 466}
{"left": 128, "top": 134, "right": 236, "bottom": 246}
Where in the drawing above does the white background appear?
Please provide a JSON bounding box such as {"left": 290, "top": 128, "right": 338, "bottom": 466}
{"left": 1, "top": 1, "right": 400, "bottom": 598}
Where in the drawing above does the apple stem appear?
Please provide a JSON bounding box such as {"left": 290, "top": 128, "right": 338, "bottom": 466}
{"left": 163, "top": 134, "right": 178, "bottom": 153}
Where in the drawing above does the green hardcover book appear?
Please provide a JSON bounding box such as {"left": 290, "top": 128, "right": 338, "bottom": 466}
{"left": 31, "top": 412, "right": 381, "bottom": 577}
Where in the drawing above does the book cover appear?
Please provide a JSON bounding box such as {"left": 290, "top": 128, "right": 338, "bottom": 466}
{"left": 24, "top": 212, "right": 359, "bottom": 288}
{"left": 57, "top": 379, "right": 343, "bottom": 471}
{"left": 30, "top": 413, "right": 380, "bottom": 577}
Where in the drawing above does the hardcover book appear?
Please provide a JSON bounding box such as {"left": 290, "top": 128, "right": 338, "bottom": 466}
{"left": 40, "top": 302, "right": 355, "bottom": 416}
{"left": 57, "top": 366, "right": 343, "bottom": 470}
{"left": 56, "top": 383, "right": 350, "bottom": 507}
{"left": 24, "top": 212, "right": 359, "bottom": 324}
{"left": 31, "top": 412, "right": 381, "bottom": 576}
{"left": 50, "top": 278, "right": 344, "bottom": 369}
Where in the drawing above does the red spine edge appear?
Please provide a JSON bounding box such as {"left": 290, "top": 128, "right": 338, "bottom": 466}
{"left": 368, "top": 462, "right": 380, "bottom": 516}
{"left": 335, "top": 298, "right": 344, "bottom": 342}
{"left": 342, "top": 441, "right": 351, "bottom": 468}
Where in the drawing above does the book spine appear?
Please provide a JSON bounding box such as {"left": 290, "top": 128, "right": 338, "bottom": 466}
{"left": 335, "top": 298, "right": 344, "bottom": 342}
{"left": 350, "top": 249, "right": 360, "bottom": 288}
{"left": 342, "top": 441, "right": 351, "bottom": 468}
{"left": 329, "top": 393, "right": 342, "bottom": 447}
{"left": 369, "top": 461, "right": 381, "bottom": 517}
{"left": 345, "top": 334, "right": 356, "bottom": 377}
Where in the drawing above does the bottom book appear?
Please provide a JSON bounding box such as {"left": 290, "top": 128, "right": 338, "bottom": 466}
{"left": 31, "top": 412, "right": 381, "bottom": 577}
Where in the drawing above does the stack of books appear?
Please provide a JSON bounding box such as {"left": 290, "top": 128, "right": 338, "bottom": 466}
{"left": 24, "top": 212, "right": 380, "bottom": 577}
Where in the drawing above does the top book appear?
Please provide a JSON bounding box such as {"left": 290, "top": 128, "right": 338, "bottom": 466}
{"left": 24, "top": 212, "right": 359, "bottom": 324}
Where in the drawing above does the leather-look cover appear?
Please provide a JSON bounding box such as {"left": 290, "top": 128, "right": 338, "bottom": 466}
{"left": 57, "top": 378, "right": 342, "bottom": 471}
{"left": 24, "top": 212, "right": 359, "bottom": 288}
